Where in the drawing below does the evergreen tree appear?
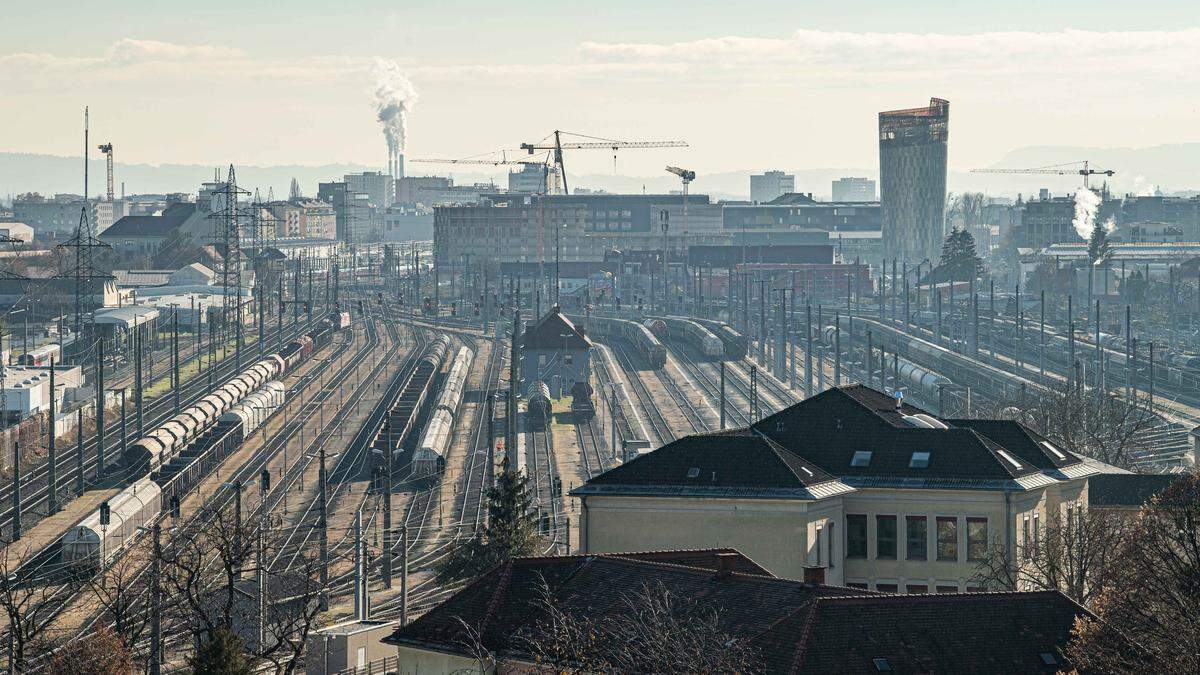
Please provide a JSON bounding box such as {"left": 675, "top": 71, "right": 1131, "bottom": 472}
{"left": 1087, "top": 219, "right": 1112, "bottom": 266}
{"left": 188, "top": 627, "right": 257, "bottom": 675}
{"left": 935, "top": 227, "right": 986, "bottom": 281}
{"left": 437, "top": 456, "right": 542, "bottom": 583}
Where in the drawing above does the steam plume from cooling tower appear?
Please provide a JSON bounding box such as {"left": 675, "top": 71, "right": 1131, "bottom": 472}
{"left": 372, "top": 59, "right": 418, "bottom": 174}
{"left": 1072, "top": 187, "right": 1116, "bottom": 244}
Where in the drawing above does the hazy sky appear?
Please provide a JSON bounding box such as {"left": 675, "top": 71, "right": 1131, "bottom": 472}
{"left": 3, "top": 1, "right": 1199, "bottom": 177}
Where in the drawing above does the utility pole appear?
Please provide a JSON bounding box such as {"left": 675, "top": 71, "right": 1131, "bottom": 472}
{"left": 318, "top": 443, "right": 329, "bottom": 611}
{"left": 401, "top": 524, "right": 409, "bottom": 626}
{"left": 719, "top": 361, "right": 726, "bottom": 429}
{"left": 172, "top": 311, "right": 180, "bottom": 414}
{"left": 805, "top": 304, "right": 813, "bottom": 399}
{"left": 47, "top": 358, "right": 57, "bottom": 514}
{"left": 96, "top": 337, "right": 105, "bottom": 477}
{"left": 354, "top": 506, "right": 364, "bottom": 620}
{"left": 383, "top": 419, "right": 394, "bottom": 588}
{"left": 258, "top": 469, "right": 268, "bottom": 651}
{"left": 150, "top": 523, "right": 162, "bottom": 675}
{"left": 135, "top": 328, "right": 144, "bottom": 437}
{"left": 76, "top": 409, "right": 84, "bottom": 495}
{"left": 834, "top": 314, "right": 842, "bottom": 386}
{"left": 11, "top": 443, "right": 20, "bottom": 541}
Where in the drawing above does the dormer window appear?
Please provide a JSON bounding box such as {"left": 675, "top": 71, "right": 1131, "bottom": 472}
{"left": 851, "top": 451, "right": 873, "bottom": 467}
{"left": 687, "top": 467, "right": 700, "bottom": 479}
{"left": 909, "top": 451, "right": 931, "bottom": 468}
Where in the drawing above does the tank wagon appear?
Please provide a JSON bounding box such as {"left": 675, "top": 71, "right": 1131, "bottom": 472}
{"left": 413, "top": 346, "right": 474, "bottom": 476}
{"left": 570, "top": 380, "right": 594, "bottom": 421}
{"left": 526, "top": 380, "right": 552, "bottom": 429}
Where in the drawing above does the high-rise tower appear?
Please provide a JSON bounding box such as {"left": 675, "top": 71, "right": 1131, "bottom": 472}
{"left": 879, "top": 98, "right": 949, "bottom": 264}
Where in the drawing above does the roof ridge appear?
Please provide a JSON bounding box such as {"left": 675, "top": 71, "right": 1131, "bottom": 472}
{"left": 787, "top": 595, "right": 824, "bottom": 674}
{"left": 477, "top": 560, "right": 515, "bottom": 638}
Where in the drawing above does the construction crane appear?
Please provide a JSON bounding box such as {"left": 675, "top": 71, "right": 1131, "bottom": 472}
{"left": 666, "top": 166, "right": 695, "bottom": 235}
{"left": 971, "top": 160, "right": 1115, "bottom": 189}
{"left": 410, "top": 156, "right": 557, "bottom": 194}
{"left": 97, "top": 143, "right": 114, "bottom": 202}
{"left": 520, "top": 130, "right": 688, "bottom": 194}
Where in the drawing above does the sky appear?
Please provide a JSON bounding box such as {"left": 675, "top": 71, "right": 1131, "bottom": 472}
{"left": 2, "top": 1, "right": 1199, "bottom": 179}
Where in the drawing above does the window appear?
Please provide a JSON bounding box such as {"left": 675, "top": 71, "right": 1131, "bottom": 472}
{"left": 1032, "top": 513, "right": 1040, "bottom": 553}
{"left": 906, "top": 584, "right": 928, "bottom": 594}
{"left": 906, "top": 516, "right": 927, "bottom": 560}
{"left": 1022, "top": 516, "right": 1031, "bottom": 560}
{"left": 967, "top": 518, "right": 988, "bottom": 561}
{"left": 966, "top": 586, "right": 986, "bottom": 593}
{"left": 936, "top": 584, "right": 959, "bottom": 594}
{"left": 873, "top": 658, "right": 892, "bottom": 671}
{"left": 909, "top": 451, "right": 931, "bottom": 468}
{"left": 875, "top": 583, "right": 898, "bottom": 593}
{"left": 876, "top": 515, "right": 897, "bottom": 559}
{"left": 936, "top": 517, "right": 958, "bottom": 561}
{"left": 851, "top": 450, "right": 873, "bottom": 467}
{"left": 847, "top": 582, "right": 869, "bottom": 590}
{"left": 847, "top": 515, "right": 868, "bottom": 558}
{"left": 1040, "top": 653, "right": 1058, "bottom": 666}
{"left": 827, "top": 522, "right": 835, "bottom": 568}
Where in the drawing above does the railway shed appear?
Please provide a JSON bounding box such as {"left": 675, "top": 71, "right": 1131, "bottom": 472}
{"left": 521, "top": 307, "right": 592, "bottom": 398}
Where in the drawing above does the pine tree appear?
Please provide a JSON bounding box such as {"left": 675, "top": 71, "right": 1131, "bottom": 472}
{"left": 437, "top": 456, "right": 542, "bottom": 583}
{"left": 1087, "top": 220, "right": 1112, "bottom": 266}
{"left": 935, "top": 227, "right": 986, "bottom": 281}
{"left": 188, "top": 627, "right": 257, "bottom": 675}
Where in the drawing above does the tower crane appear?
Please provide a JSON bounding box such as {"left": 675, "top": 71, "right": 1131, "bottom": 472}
{"left": 971, "top": 160, "right": 1115, "bottom": 189}
{"left": 520, "top": 130, "right": 688, "bottom": 194}
{"left": 665, "top": 166, "right": 695, "bottom": 235}
{"left": 409, "top": 155, "right": 558, "bottom": 193}
{"left": 97, "top": 143, "right": 115, "bottom": 202}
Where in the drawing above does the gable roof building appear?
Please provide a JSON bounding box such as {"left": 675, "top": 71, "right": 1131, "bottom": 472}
{"left": 383, "top": 550, "right": 1095, "bottom": 674}
{"left": 574, "top": 384, "right": 1128, "bottom": 591}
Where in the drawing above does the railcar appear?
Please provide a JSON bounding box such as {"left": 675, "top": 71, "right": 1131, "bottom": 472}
{"left": 527, "top": 380, "right": 552, "bottom": 429}
{"left": 62, "top": 478, "right": 161, "bottom": 568}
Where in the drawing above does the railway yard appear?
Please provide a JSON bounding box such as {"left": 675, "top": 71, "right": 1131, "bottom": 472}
{"left": 1, "top": 272, "right": 1197, "bottom": 672}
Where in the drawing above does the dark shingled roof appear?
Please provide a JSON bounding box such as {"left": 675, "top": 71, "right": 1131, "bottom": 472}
{"left": 947, "top": 418, "right": 1083, "bottom": 471}
{"left": 1088, "top": 473, "right": 1180, "bottom": 507}
{"left": 752, "top": 385, "right": 1040, "bottom": 482}
{"left": 521, "top": 307, "right": 591, "bottom": 350}
{"left": 792, "top": 591, "right": 1090, "bottom": 674}
{"left": 585, "top": 430, "right": 835, "bottom": 490}
{"left": 385, "top": 553, "right": 1097, "bottom": 674}
{"left": 102, "top": 202, "right": 194, "bottom": 237}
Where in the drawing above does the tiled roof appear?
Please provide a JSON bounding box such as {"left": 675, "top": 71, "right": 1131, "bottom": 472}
{"left": 1088, "top": 473, "right": 1180, "bottom": 507}
{"left": 521, "top": 307, "right": 591, "bottom": 350}
{"left": 792, "top": 591, "right": 1090, "bottom": 674}
{"left": 583, "top": 430, "right": 835, "bottom": 491}
{"left": 385, "top": 553, "right": 1095, "bottom": 674}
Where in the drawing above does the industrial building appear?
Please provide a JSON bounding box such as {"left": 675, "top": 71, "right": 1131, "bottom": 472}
{"left": 722, "top": 193, "right": 880, "bottom": 233}
{"left": 832, "top": 177, "right": 877, "bottom": 202}
{"left": 13, "top": 194, "right": 125, "bottom": 240}
{"left": 573, "top": 384, "right": 1131, "bottom": 591}
{"left": 266, "top": 199, "right": 337, "bottom": 240}
{"left": 749, "top": 170, "right": 795, "bottom": 203}
{"left": 520, "top": 307, "right": 592, "bottom": 398}
{"left": 879, "top": 98, "right": 949, "bottom": 264}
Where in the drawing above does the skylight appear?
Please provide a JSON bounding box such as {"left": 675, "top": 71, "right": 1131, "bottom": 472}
{"left": 851, "top": 451, "right": 873, "bottom": 467}
{"left": 1040, "top": 440, "right": 1067, "bottom": 460}
{"left": 909, "top": 451, "right": 931, "bottom": 468}
{"left": 996, "top": 449, "right": 1023, "bottom": 470}
{"left": 873, "top": 658, "right": 893, "bottom": 671}
{"left": 1039, "top": 653, "right": 1058, "bottom": 665}
{"left": 687, "top": 467, "right": 700, "bottom": 479}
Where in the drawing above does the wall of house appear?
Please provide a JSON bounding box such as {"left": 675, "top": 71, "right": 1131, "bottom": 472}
{"left": 521, "top": 347, "right": 590, "bottom": 398}
{"left": 580, "top": 494, "right": 822, "bottom": 579}
{"left": 394, "top": 646, "right": 491, "bottom": 674}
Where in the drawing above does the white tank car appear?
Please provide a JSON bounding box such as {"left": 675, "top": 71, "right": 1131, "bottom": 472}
{"left": 434, "top": 347, "right": 474, "bottom": 415}
{"left": 62, "top": 477, "right": 161, "bottom": 566}
{"left": 414, "top": 408, "right": 454, "bottom": 476}
{"left": 219, "top": 381, "right": 286, "bottom": 435}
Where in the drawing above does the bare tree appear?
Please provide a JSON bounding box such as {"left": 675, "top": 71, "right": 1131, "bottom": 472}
{"left": 0, "top": 545, "right": 74, "bottom": 672}
{"left": 977, "top": 382, "right": 1156, "bottom": 470}
{"left": 258, "top": 551, "right": 326, "bottom": 675}
{"left": 44, "top": 625, "right": 133, "bottom": 675}
{"left": 1069, "top": 473, "right": 1199, "bottom": 673}
{"left": 456, "top": 576, "right": 763, "bottom": 673}
{"left": 76, "top": 545, "right": 156, "bottom": 661}
{"left": 973, "top": 507, "right": 1131, "bottom": 606}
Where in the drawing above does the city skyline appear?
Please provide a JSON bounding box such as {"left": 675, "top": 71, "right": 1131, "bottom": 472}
{"left": 2, "top": 1, "right": 1199, "bottom": 179}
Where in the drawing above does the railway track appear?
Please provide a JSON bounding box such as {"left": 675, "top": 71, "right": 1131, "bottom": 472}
{"left": 609, "top": 341, "right": 676, "bottom": 446}
{"left": 0, "top": 316, "right": 328, "bottom": 544}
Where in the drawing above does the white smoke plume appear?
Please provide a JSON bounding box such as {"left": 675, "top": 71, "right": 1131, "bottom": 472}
{"left": 372, "top": 59, "right": 418, "bottom": 157}
{"left": 1072, "top": 188, "right": 1102, "bottom": 240}
{"left": 1133, "top": 175, "right": 1160, "bottom": 197}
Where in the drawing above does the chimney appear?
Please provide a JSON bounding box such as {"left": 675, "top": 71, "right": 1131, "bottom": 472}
{"left": 803, "top": 566, "right": 826, "bottom": 586}
{"left": 715, "top": 552, "right": 739, "bottom": 577}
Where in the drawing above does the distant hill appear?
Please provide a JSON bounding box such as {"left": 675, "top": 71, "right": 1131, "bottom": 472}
{"left": 2, "top": 142, "right": 1197, "bottom": 204}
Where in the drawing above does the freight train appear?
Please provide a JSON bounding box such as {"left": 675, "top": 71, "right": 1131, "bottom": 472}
{"left": 690, "top": 318, "right": 748, "bottom": 360}
{"left": 64, "top": 320, "right": 329, "bottom": 568}
{"left": 372, "top": 335, "right": 450, "bottom": 475}
{"left": 654, "top": 315, "right": 724, "bottom": 359}
{"left": 526, "top": 380, "right": 552, "bottom": 429}
{"left": 414, "top": 345, "right": 474, "bottom": 476}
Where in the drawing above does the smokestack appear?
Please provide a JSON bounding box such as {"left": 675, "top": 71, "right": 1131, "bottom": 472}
{"left": 388, "top": 146, "right": 394, "bottom": 178}
{"left": 396, "top": 153, "right": 404, "bottom": 179}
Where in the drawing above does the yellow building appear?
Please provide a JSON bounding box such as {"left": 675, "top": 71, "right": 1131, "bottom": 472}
{"left": 574, "top": 384, "right": 1127, "bottom": 592}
